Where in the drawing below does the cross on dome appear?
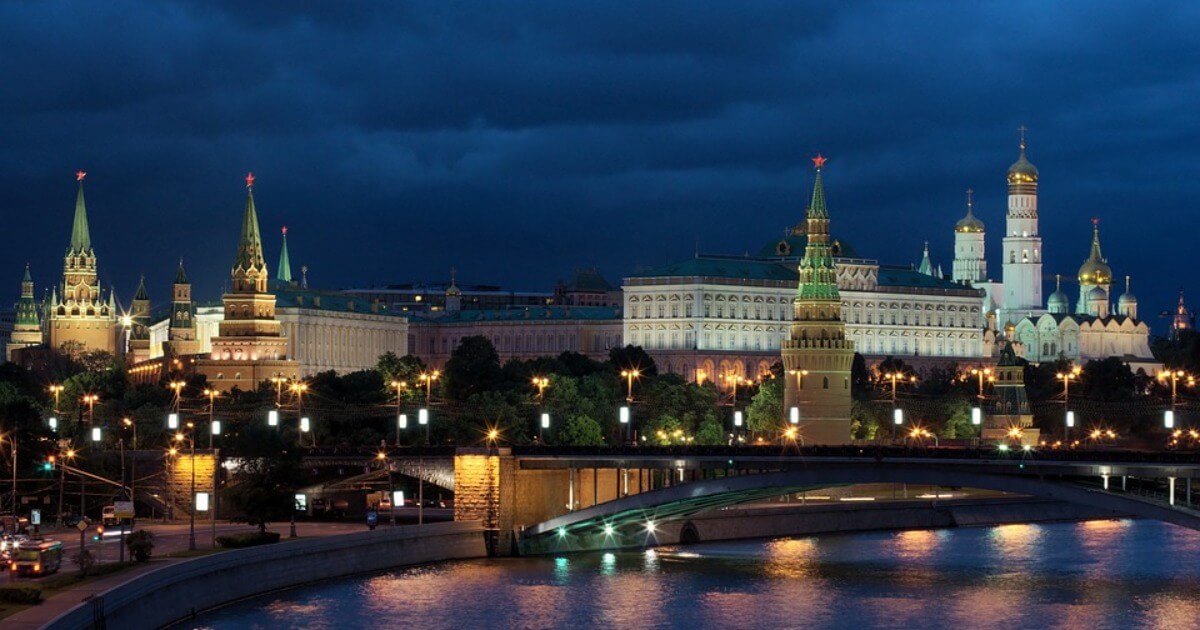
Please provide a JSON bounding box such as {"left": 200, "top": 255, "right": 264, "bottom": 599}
{"left": 1018, "top": 125, "right": 1028, "bottom": 150}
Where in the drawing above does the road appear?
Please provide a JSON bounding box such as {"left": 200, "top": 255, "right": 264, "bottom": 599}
{"left": 12, "top": 520, "right": 371, "bottom": 582}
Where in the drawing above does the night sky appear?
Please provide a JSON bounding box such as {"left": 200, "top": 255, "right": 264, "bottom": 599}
{"left": 2, "top": 2, "right": 1198, "bottom": 327}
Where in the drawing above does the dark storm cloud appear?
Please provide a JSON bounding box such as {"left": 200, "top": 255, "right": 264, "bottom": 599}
{"left": 2, "top": 1, "right": 1199, "bottom": 322}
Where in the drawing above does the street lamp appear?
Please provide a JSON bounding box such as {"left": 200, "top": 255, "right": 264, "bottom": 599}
{"left": 969, "top": 367, "right": 993, "bottom": 399}
{"left": 270, "top": 375, "right": 288, "bottom": 407}
{"left": 82, "top": 393, "right": 99, "bottom": 425}
{"left": 789, "top": 368, "right": 810, "bottom": 389}
{"left": 1056, "top": 366, "right": 1081, "bottom": 442}
{"left": 174, "top": 423, "right": 197, "bottom": 551}
{"left": 418, "top": 408, "right": 430, "bottom": 445}
{"left": 390, "top": 380, "right": 408, "bottom": 446}
{"left": 377, "top": 451, "right": 396, "bottom": 526}
{"left": 48, "top": 384, "right": 64, "bottom": 413}
{"left": 620, "top": 369, "right": 641, "bottom": 403}
{"left": 203, "top": 388, "right": 219, "bottom": 449}
{"left": 167, "top": 380, "right": 186, "bottom": 409}
{"left": 619, "top": 406, "right": 631, "bottom": 445}
{"left": 531, "top": 376, "right": 550, "bottom": 403}
{"left": 417, "top": 371, "right": 440, "bottom": 405}
{"left": 723, "top": 374, "right": 752, "bottom": 406}
{"left": 1158, "top": 369, "right": 1193, "bottom": 430}
{"left": 290, "top": 382, "right": 311, "bottom": 447}
{"left": 883, "top": 372, "right": 915, "bottom": 442}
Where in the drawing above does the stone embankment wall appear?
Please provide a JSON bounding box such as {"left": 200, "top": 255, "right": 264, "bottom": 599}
{"left": 45, "top": 521, "right": 487, "bottom": 630}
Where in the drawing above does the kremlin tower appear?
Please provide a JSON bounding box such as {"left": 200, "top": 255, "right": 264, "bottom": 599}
{"left": 6, "top": 265, "right": 43, "bottom": 360}
{"left": 46, "top": 171, "right": 118, "bottom": 354}
{"left": 999, "top": 129, "right": 1044, "bottom": 325}
{"left": 196, "top": 173, "right": 298, "bottom": 391}
{"left": 781, "top": 155, "right": 854, "bottom": 444}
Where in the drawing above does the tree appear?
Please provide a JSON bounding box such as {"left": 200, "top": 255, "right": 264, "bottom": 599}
{"left": 125, "top": 529, "right": 155, "bottom": 562}
{"left": 746, "top": 376, "right": 784, "bottom": 436}
{"left": 375, "top": 352, "right": 428, "bottom": 397}
{"left": 558, "top": 413, "right": 604, "bottom": 446}
{"left": 443, "top": 336, "right": 503, "bottom": 401}
{"left": 695, "top": 416, "right": 725, "bottom": 445}
{"left": 222, "top": 424, "right": 303, "bottom": 533}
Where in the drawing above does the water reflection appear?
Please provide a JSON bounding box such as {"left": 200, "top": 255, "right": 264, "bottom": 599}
{"left": 196, "top": 521, "right": 1200, "bottom": 630}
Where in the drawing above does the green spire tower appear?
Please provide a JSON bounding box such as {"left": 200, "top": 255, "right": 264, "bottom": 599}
{"left": 49, "top": 170, "right": 118, "bottom": 353}
{"left": 198, "top": 173, "right": 297, "bottom": 391}
{"left": 277, "top": 226, "right": 293, "bottom": 284}
{"left": 781, "top": 155, "right": 855, "bottom": 444}
{"left": 918, "top": 241, "right": 934, "bottom": 276}
{"left": 7, "top": 264, "right": 43, "bottom": 360}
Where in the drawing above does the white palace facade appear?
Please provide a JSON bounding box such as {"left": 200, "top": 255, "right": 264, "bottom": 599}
{"left": 624, "top": 134, "right": 1157, "bottom": 383}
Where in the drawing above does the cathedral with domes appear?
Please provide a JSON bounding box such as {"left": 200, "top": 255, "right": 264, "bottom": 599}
{"left": 949, "top": 132, "right": 1154, "bottom": 370}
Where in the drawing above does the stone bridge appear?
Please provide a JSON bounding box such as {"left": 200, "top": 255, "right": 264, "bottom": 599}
{"left": 442, "top": 446, "right": 1200, "bottom": 555}
{"left": 303, "top": 450, "right": 456, "bottom": 490}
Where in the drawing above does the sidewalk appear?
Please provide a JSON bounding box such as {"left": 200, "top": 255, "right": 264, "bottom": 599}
{"left": 2, "top": 521, "right": 369, "bottom": 629}
{"left": 4, "top": 557, "right": 189, "bottom": 630}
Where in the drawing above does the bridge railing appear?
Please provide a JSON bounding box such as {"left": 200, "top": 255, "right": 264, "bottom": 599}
{"left": 510, "top": 444, "right": 1200, "bottom": 464}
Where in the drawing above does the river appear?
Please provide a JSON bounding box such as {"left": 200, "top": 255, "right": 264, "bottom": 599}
{"left": 192, "top": 519, "right": 1200, "bottom": 629}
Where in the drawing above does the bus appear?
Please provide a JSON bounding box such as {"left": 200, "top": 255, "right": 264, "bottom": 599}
{"left": 10, "top": 540, "right": 64, "bottom": 577}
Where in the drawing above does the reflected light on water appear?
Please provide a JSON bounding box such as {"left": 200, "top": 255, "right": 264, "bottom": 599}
{"left": 989, "top": 523, "right": 1043, "bottom": 565}
{"left": 195, "top": 521, "right": 1200, "bottom": 630}
{"left": 893, "top": 529, "right": 939, "bottom": 561}
{"left": 761, "top": 537, "right": 818, "bottom": 579}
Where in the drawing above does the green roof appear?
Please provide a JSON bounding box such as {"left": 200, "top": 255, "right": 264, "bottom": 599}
{"left": 876, "top": 266, "right": 975, "bottom": 291}
{"left": 630, "top": 257, "right": 796, "bottom": 282}
{"left": 175, "top": 258, "right": 188, "bottom": 284}
{"left": 272, "top": 283, "right": 407, "bottom": 318}
{"left": 234, "top": 185, "right": 266, "bottom": 271}
{"left": 277, "top": 230, "right": 292, "bottom": 283}
{"left": 68, "top": 181, "right": 92, "bottom": 254}
{"left": 566, "top": 269, "right": 614, "bottom": 292}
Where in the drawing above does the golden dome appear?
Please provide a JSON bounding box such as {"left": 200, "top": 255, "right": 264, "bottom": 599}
{"left": 1007, "top": 150, "right": 1038, "bottom": 184}
{"left": 1077, "top": 221, "right": 1111, "bottom": 286}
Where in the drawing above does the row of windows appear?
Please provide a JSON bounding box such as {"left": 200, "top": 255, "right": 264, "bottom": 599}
{"left": 629, "top": 300, "right": 982, "bottom": 328}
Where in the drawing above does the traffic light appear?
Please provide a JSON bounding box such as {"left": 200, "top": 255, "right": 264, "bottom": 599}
{"left": 93, "top": 525, "right": 104, "bottom": 542}
{"left": 43, "top": 455, "right": 55, "bottom": 472}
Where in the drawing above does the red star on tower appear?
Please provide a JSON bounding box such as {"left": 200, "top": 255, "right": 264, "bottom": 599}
{"left": 812, "top": 154, "right": 827, "bottom": 170}
{"left": 245, "top": 172, "right": 255, "bottom": 188}
{"left": 75, "top": 170, "right": 87, "bottom": 182}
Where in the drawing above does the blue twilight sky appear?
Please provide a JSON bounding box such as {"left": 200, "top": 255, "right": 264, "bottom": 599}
{"left": 1, "top": 1, "right": 1198, "bottom": 326}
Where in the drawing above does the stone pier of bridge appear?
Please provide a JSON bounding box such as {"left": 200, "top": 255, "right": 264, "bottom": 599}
{"left": 454, "top": 449, "right": 658, "bottom": 553}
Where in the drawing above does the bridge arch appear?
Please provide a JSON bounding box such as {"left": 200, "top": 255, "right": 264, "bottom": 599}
{"left": 523, "top": 464, "right": 1200, "bottom": 552}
